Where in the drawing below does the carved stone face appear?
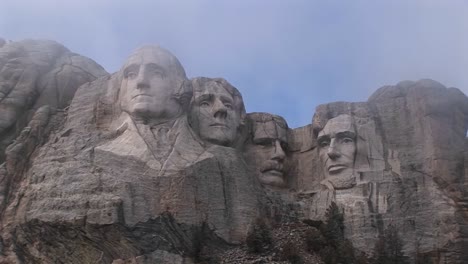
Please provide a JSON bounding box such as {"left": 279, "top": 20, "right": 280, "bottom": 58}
{"left": 189, "top": 81, "right": 241, "bottom": 146}
{"left": 317, "top": 114, "right": 357, "bottom": 180}
{"left": 119, "top": 46, "right": 185, "bottom": 122}
{"left": 245, "top": 114, "right": 289, "bottom": 188}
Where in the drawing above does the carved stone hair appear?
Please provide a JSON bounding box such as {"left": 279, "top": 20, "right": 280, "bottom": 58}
{"left": 247, "top": 112, "right": 288, "bottom": 131}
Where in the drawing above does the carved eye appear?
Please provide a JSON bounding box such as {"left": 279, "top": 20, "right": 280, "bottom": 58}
{"left": 150, "top": 70, "right": 164, "bottom": 78}
{"left": 126, "top": 71, "right": 137, "bottom": 79}
{"left": 255, "top": 139, "right": 274, "bottom": 147}
{"left": 280, "top": 142, "right": 289, "bottom": 152}
{"left": 223, "top": 102, "right": 233, "bottom": 109}
{"left": 319, "top": 140, "right": 330, "bottom": 148}
{"left": 200, "top": 101, "right": 210, "bottom": 107}
{"left": 341, "top": 137, "right": 354, "bottom": 144}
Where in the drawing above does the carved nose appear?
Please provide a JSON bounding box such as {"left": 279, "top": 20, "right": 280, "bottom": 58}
{"left": 136, "top": 71, "right": 150, "bottom": 89}
{"left": 327, "top": 139, "right": 341, "bottom": 160}
{"left": 327, "top": 149, "right": 340, "bottom": 159}
{"left": 272, "top": 140, "right": 285, "bottom": 161}
{"left": 213, "top": 100, "right": 227, "bottom": 119}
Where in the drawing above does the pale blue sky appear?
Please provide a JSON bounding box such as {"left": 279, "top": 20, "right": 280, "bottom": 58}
{"left": 1, "top": 0, "right": 467, "bottom": 128}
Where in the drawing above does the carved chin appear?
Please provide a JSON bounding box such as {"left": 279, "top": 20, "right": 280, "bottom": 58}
{"left": 259, "top": 171, "right": 285, "bottom": 187}
{"left": 129, "top": 102, "right": 153, "bottom": 114}
{"left": 200, "top": 128, "right": 235, "bottom": 146}
{"left": 327, "top": 174, "right": 356, "bottom": 190}
{"left": 203, "top": 136, "right": 231, "bottom": 146}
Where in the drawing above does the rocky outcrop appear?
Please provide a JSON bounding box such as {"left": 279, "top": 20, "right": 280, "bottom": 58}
{"left": 294, "top": 79, "right": 468, "bottom": 263}
{"left": 0, "top": 46, "right": 261, "bottom": 263}
{"left": 0, "top": 39, "right": 107, "bottom": 163}
{"left": 0, "top": 41, "right": 467, "bottom": 263}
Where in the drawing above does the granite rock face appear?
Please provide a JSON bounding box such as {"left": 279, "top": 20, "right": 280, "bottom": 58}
{"left": 0, "top": 41, "right": 467, "bottom": 263}
{"left": 0, "top": 45, "right": 260, "bottom": 264}
{"left": 0, "top": 39, "right": 107, "bottom": 163}
{"left": 294, "top": 79, "right": 468, "bottom": 263}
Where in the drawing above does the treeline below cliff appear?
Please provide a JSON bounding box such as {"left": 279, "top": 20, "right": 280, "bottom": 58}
{"left": 192, "top": 202, "right": 418, "bottom": 264}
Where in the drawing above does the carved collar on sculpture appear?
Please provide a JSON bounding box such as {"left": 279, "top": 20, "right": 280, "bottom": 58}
{"left": 128, "top": 108, "right": 183, "bottom": 128}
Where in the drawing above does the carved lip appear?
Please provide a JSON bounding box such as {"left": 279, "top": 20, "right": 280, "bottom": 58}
{"left": 132, "top": 94, "right": 151, "bottom": 99}
{"left": 262, "top": 169, "right": 284, "bottom": 177}
{"left": 327, "top": 164, "right": 348, "bottom": 173}
{"left": 210, "top": 123, "right": 228, "bottom": 128}
{"left": 261, "top": 161, "right": 284, "bottom": 175}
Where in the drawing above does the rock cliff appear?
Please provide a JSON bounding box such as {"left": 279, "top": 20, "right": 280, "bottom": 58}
{"left": 295, "top": 79, "right": 468, "bottom": 263}
{"left": 0, "top": 40, "right": 466, "bottom": 264}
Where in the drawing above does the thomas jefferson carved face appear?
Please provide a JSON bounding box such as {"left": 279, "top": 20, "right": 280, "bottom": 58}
{"left": 245, "top": 113, "right": 289, "bottom": 188}
{"left": 119, "top": 46, "right": 186, "bottom": 122}
{"left": 317, "top": 114, "right": 357, "bottom": 180}
{"left": 189, "top": 78, "right": 243, "bottom": 147}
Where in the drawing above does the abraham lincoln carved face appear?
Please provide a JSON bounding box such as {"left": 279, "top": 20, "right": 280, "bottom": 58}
{"left": 317, "top": 114, "right": 357, "bottom": 182}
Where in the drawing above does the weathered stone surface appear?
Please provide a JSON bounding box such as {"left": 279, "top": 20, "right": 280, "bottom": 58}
{"left": 294, "top": 79, "right": 468, "bottom": 263}
{"left": 0, "top": 41, "right": 467, "bottom": 263}
{"left": 0, "top": 45, "right": 260, "bottom": 263}
{"left": 112, "top": 250, "right": 194, "bottom": 264}
{"left": 0, "top": 39, "right": 107, "bottom": 163}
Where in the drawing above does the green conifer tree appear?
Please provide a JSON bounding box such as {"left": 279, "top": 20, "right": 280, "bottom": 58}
{"left": 373, "top": 224, "right": 409, "bottom": 264}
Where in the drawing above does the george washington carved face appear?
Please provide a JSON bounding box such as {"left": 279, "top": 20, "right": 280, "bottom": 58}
{"left": 118, "top": 46, "right": 187, "bottom": 123}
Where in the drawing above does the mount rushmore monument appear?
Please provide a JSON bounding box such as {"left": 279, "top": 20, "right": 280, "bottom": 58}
{"left": 0, "top": 39, "right": 467, "bottom": 263}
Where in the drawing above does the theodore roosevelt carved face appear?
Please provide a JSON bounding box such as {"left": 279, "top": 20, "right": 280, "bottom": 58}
{"left": 245, "top": 113, "right": 289, "bottom": 188}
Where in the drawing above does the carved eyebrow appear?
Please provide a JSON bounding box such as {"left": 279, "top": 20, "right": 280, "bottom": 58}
{"left": 278, "top": 139, "right": 288, "bottom": 147}
{"left": 123, "top": 64, "right": 139, "bottom": 74}
{"left": 253, "top": 137, "right": 288, "bottom": 150}
{"left": 145, "top": 63, "right": 167, "bottom": 74}
{"left": 253, "top": 137, "right": 275, "bottom": 144}
{"left": 194, "top": 94, "right": 214, "bottom": 102}
{"left": 335, "top": 131, "right": 356, "bottom": 139}
{"left": 219, "top": 95, "right": 233, "bottom": 103}
{"left": 317, "top": 135, "right": 330, "bottom": 142}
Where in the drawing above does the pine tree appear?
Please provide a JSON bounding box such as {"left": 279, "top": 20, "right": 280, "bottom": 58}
{"left": 245, "top": 218, "right": 272, "bottom": 253}
{"left": 373, "top": 224, "right": 408, "bottom": 264}
{"left": 320, "top": 202, "right": 356, "bottom": 264}
{"left": 323, "top": 202, "right": 344, "bottom": 244}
